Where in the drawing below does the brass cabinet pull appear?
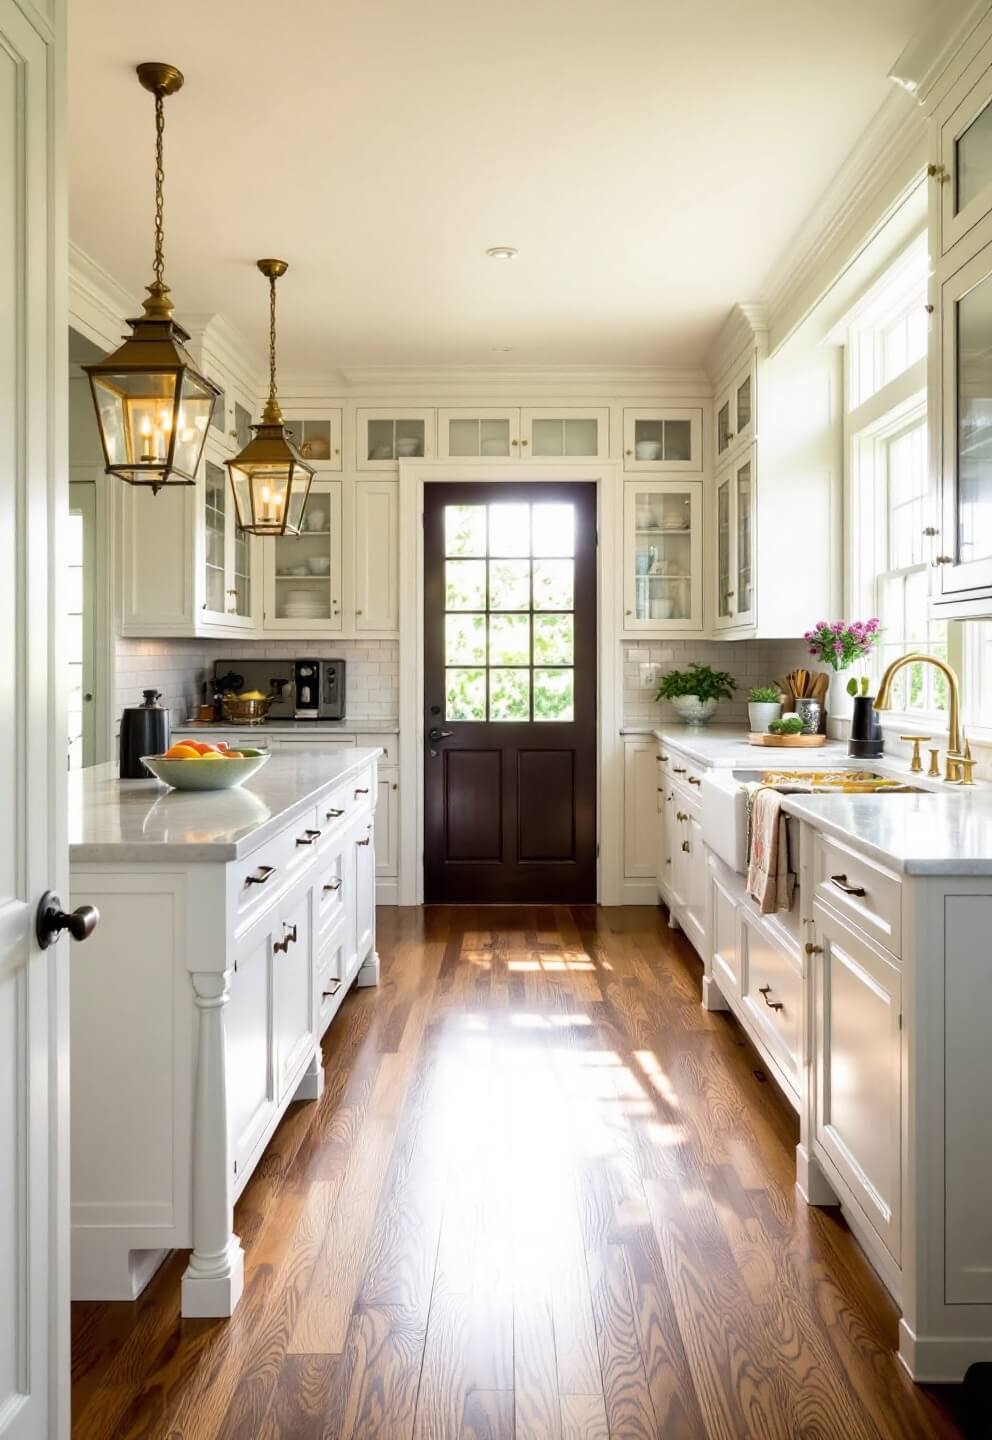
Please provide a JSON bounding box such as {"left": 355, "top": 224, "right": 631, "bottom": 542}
{"left": 354, "top": 787, "right": 370, "bottom": 797}
{"left": 681, "top": 840, "right": 690, "bottom": 852}
{"left": 758, "top": 984, "right": 783, "bottom": 1012}
{"left": 356, "top": 836, "right": 371, "bottom": 847}
{"left": 322, "top": 879, "right": 342, "bottom": 893}
{"left": 830, "top": 873, "right": 866, "bottom": 897}
{"left": 325, "top": 807, "right": 345, "bottom": 820}
{"left": 675, "top": 810, "right": 687, "bottom": 822}
{"left": 322, "top": 981, "right": 342, "bottom": 999}
{"left": 658, "top": 754, "right": 669, "bottom": 762}
{"left": 934, "top": 554, "right": 953, "bottom": 565}
{"left": 273, "top": 923, "right": 298, "bottom": 954}
{"left": 688, "top": 775, "right": 701, "bottom": 786}
{"left": 673, "top": 766, "right": 686, "bottom": 774}
{"left": 296, "top": 829, "right": 321, "bottom": 846}
{"left": 245, "top": 864, "right": 275, "bottom": 887}
{"left": 805, "top": 942, "right": 823, "bottom": 955}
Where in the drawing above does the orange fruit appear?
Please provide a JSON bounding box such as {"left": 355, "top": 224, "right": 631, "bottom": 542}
{"left": 225, "top": 751, "right": 243, "bottom": 759}
{"left": 165, "top": 743, "right": 199, "bottom": 759}
{"left": 187, "top": 740, "right": 216, "bottom": 755}
{"left": 215, "top": 741, "right": 230, "bottom": 750}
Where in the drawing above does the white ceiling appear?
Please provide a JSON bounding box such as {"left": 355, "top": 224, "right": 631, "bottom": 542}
{"left": 69, "top": 0, "right": 936, "bottom": 374}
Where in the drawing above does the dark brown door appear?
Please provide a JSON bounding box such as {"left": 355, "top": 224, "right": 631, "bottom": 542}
{"left": 424, "top": 481, "right": 597, "bottom": 903}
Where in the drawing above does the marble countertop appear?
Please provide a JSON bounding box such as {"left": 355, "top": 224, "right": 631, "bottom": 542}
{"left": 174, "top": 719, "right": 399, "bottom": 734}
{"left": 70, "top": 748, "right": 382, "bottom": 864}
{"left": 780, "top": 790, "right": 992, "bottom": 876}
{"left": 651, "top": 724, "right": 855, "bottom": 770}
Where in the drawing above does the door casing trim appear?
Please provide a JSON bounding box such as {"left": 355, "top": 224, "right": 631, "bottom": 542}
{"left": 398, "top": 461, "right": 624, "bottom": 906}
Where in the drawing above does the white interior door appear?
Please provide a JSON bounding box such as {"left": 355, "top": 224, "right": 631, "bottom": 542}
{"left": 1, "top": 3, "right": 72, "bottom": 1437}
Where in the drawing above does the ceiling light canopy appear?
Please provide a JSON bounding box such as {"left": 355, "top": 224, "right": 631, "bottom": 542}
{"left": 485, "top": 246, "right": 518, "bottom": 260}
{"left": 84, "top": 63, "right": 220, "bottom": 493}
{"left": 226, "top": 259, "right": 314, "bottom": 537}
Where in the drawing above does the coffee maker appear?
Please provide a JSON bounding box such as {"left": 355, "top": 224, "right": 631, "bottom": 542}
{"left": 294, "top": 660, "right": 320, "bottom": 719}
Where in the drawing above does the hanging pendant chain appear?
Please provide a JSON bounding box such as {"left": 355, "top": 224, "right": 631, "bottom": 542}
{"left": 153, "top": 89, "right": 166, "bottom": 287}
{"left": 268, "top": 274, "right": 278, "bottom": 406}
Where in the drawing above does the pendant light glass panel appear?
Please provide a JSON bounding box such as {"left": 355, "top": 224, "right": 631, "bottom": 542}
{"left": 89, "top": 363, "right": 214, "bottom": 487}
{"left": 228, "top": 448, "right": 313, "bottom": 536}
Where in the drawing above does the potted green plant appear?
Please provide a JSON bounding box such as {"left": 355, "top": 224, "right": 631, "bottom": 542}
{"left": 748, "top": 684, "right": 782, "bottom": 733}
{"left": 656, "top": 662, "right": 736, "bottom": 726}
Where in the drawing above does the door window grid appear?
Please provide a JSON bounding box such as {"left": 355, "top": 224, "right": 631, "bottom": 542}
{"left": 443, "top": 502, "right": 575, "bottom": 723}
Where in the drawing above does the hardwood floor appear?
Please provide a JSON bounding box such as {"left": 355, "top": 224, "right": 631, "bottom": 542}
{"left": 71, "top": 906, "right": 991, "bottom": 1439}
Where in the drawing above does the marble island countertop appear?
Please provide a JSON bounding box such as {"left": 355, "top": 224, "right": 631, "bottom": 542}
{"left": 644, "top": 722, "right": 992, "bottom": 875}
{"left": 70, "top": 749, "right": 382, "bottom": 864}
{"left": 173, "top": 719, "right": 399, "bottom": 735}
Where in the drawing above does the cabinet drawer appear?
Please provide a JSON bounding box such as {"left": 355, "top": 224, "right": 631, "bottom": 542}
{"left": 272, "top": 890, "right": 313, "bottom": 1102}
{"left": 316, "top": 844, "right": 348, "bottom": 938}
{"left": 316, "top": 925, "right": 348, "bottom": 1036}
{"left": 741, "top": 920, "right": 801, "bottom": 1091}
{"left": 710, "top": 868, "right": 742, "bottom": 1000}
{"left": 233, "top": 804, "right": 321, "bottom": 926}
{"left": 356, "top": 732, "right": 396, "bottom": 765}
{"left": 813, "top": 833, "right": 901, "bottom": 957}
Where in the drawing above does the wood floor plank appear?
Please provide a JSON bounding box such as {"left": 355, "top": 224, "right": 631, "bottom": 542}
{"left": 70, "top": 905, "right": 984, "bottom": 1440}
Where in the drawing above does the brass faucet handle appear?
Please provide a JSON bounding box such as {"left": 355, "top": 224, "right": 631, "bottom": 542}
{"left": 946, "top": 753, "right": 978, "bottom": 786}
{"left": 899, "top": 735, "right": 931, "bottom": 773}
{"left": 927, "top": 747, "right": 941, "bottom": 778}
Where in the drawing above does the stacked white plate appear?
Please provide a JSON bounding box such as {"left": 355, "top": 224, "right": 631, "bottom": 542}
{"left": 282, "top": 587, "right": 326, "bottom": 619}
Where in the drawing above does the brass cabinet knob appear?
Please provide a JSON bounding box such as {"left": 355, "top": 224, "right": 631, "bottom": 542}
{"left": 681, "top": 840, "right": 690, "bottom": 852}
{"left": 625, "top": 448, "right": 632, "bottom": 456}
{"left": 934, "top": 555, "right": 953, "bottom": 565}
{"left": 805, "top": 942, "right": 823, "bottom": 956}
{"left": 927, "top": 162, "right": 949, "bottom": 184}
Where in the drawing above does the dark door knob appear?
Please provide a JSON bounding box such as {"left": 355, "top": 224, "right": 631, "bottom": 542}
{"left": 428, "top": 727, "right": 453, "bottom": 743}
{"left": 36, "top": 891, "right": 99, "bottom": 950}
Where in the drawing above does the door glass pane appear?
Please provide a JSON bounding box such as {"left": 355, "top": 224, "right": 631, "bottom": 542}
{"left": 448, "top": 418, "right": 479, "bottom": 456}
{"left": 532, "top": 503, "right": 575, "bottom": 556}
{"left": 368, "top": 418, "right": 394, "bottom": 460}
{"left": 736, "top": 460, "right": 752, "bottom": 614}
{"left": 395, "top": 419, "right": 425, "bottom": 457}
{"left": 480, "top": 418, "right": 510, "bottom": 455}
{"left": 446, "top": 560, "right": 488, "bottom": 610}
{"left": 736, "top": 375, "right": 751, "bottom": 433}
{"left": 294, "top": 418, "right": 332, "bottom": 461}
{"left": 957, "top": 273, "right": 992, "bottom": 566}
{"left": 956, "top": 102, "right": 992, "bottom": 214}
{"left": 663, "top": 419, "right": 691, "bottom": 462}
{"left": 533, "top": 669, "right": 574, "bottom": 722}
{"left": 489, "top": 559, "right": 531, "bottom": 610}
{"left": 489, "top": 614, "right": 530, "bottom": 665}
{"left": 489, "top": 503, "right": 530, "bottom": 555}
{"left": 533, "top": 560, "right": 573, "bottom": 610}
{"left": 717, "top": 479, "right": 731, "bottom": 618}
{"left": 445, "top": 504, "right": 487, "bottom": 556}
{"left": 446, "top": 613, "right": 486, "bottom": 665}
{"left": 564, "top": 417, "right": 597, "bottom": 456}
{"left": 717, "top": 401, "right": 731, "bottom": 454}
{"left": 533, "top": 614, "right": 573, "bottom": 664}
{"left": 235, "top": 401, "right": 253, "bottom": 449}
{"left": 532, "top": 418, "right": 563, "bottom": 456}
{"left": 234, "top": 524, "right": 251, "bottom": 616}
{"left": 489, "top": 668, "right": 530, "bottom": 721}
{"left": 446, "top": 668, "right": 486, "bottom": 721}
{"left": 204, "top": 459, "right": 225, "bottom": 612}
{"left": 633, "top": 419, "right": 663, "bottom": 461}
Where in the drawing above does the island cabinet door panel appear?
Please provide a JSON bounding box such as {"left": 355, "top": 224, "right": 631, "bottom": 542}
{"left": 812, "top": 902, "right": 902, "bottom": 1262}
{"left": 272, "top": 891, "right": 314, "bottom": 1103}
{"left": 710, "top": 869, "right": 742, "bottom": 1000}
{"left": 354, "top": 818, "right": 375, "bottom": 965}
{"left": 228, "top": 927, "right": 277, "bottom": 1180}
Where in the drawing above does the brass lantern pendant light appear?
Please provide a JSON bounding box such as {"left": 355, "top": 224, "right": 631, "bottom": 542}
{"left": 226, "top": 260, "right": 314, "bottom": 536}
{"left": 83, "top": 63, "right": 220, "bottom": 493}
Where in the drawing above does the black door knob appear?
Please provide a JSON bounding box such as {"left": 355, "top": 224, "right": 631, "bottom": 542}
{"left": 428, "top": 727, "right": 453, "bottom": 743}
{"left": 35, "top": 891, "right": 99, "bottom": 950}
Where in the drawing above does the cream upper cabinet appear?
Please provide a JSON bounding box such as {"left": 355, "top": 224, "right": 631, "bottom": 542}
{"left": 712, "top": 446, "right": 755, "bottom": 632}
{"left": 438, "top": 407, "right": 521, "bottom": 460}
{"left": 521, "top": 407, "right": 609, "bottom": 459}
{"left": 282, "top": 409, "right": 343, "bottom": 470}
{"left": 622, "top": 407, "right": 702, "bottom": 472}
{"left": 357, "top": 408, "right": 435, "bottom": 470}
{"left": 260, "top": 478, "right": 342, "bottom": 632}
{"left": 202, "top": 453, "right": 255, "bottom": 631}
{"left": 715, "top": 355, "right": 756, "bottom": 462}
{"left": 936, "top": 36, "right": 992, "bottom": 258}
{"left": 354, "top": 479, "right": 399, "bottom": 633}
{"left": 623, "top": 481, "right": 702, "bottom": 633}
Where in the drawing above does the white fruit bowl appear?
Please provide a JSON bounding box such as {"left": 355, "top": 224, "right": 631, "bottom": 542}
{"left": 141, "top": 752, "right": 269, "bottom": 791}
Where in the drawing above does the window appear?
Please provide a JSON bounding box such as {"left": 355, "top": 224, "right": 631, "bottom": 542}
{"left": 443, "top": 501, "right": 575, "bottom": 723}
{"left": 848, "top": 235, "right": 928, "bottom": 407}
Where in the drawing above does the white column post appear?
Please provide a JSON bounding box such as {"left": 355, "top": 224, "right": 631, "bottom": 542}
{"left": 181, "top": 969, "right": 245, "bottom": 1317}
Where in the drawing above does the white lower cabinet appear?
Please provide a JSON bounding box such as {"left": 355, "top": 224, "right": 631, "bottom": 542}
{"left": 741, "top": 916, "right": 801, "bottom": 1097}
{"left": 354, "top": 815, "right": 375, "bottom": 965}
{"left": 811, "top": 899, "right": 902, "bottom": 1262}
{"left": 228, "top": 925, "right": 277, "bottom": 1182}
{"left": 709, "top": 866, "right": 742, "bottom": 1001}
{"left": 624, "top": 738, "right": 660, "bottom": 881}
{"left": 376, "top": 770, "right": 399, "bottom": 877}
{"left": 272, "top": 891, "right": 314, "bottom": 1102}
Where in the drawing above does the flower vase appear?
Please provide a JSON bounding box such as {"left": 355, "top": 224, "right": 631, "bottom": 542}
{"left": 826, "top": 668, "right": 851, "bottom": 732}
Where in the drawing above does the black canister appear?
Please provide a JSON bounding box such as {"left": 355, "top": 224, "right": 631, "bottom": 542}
{"left": 848, "top": 694, "right": 884, "bottom": 758}
{"left": 119, "top": 690, "right": 171, "bottom": 778}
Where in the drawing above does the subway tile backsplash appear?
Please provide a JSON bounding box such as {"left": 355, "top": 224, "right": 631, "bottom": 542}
{"left": 622, "top": 637, "right": 813, "bottom": 726}
{"left": 114, "top": 636, "right": 399, "bottom": 732}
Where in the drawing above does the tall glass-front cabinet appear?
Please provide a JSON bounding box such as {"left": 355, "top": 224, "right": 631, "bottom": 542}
{"left": 713, "top": 447, "right": 755, "bottom": 631}
{"left": 622, "top": 482, "right": 703, "bottom": 633}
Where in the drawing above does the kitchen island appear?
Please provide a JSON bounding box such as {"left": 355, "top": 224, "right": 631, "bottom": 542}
{"left": 69, "top": 748, "right": 381, "bottom": 1317}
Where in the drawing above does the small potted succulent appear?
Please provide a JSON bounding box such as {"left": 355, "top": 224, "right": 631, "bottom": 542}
{"left": 748, "top": 684, "right": 782, "bottom": 733}
{"left": 657, "top": 662, "right": 736, "bottom": 726}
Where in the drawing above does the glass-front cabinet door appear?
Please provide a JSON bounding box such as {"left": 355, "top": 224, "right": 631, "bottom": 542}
{"left": 622, "top": 481, "right": 702, "bottom": 632}
{"left": 715, "top": 356, "right": 755, "bottom": 462}
{"left": 622, "top": 408, "right": 702, "bottom": 472}
{"left": 282, "top": 410, "right": 343, "bottom": 470}
{"left": 938, "top": 234, "right": 992, "bottom": 606}
{"left": 938, "top": 50, "right": 992, "bottom": 255}
{"left": 713, "top": 448, "right": 756, "bottom": 630}
{"left": 261, "top": 479, "right": 342, "bottom": 630}
{"left": 201, "top": 453, "right": 255, "bottom": 629}
{"left": 521, "top": 407, "right": 609, "bottom": 459}
{"left": 357, "top": 408, "right": 435, "bottom": 470}
{"left": 715, "top": 467, "right": 733, "bottom": 626}
{"left": 438, "top": 408, "right": 520, "bottom": 460}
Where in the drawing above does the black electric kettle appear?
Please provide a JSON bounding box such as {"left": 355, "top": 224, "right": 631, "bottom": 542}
{"left": 119, "top": 690, "right": 171, "bottom": 779}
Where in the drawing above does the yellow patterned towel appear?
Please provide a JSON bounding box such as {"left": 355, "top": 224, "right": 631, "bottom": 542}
{"left": 746, "top": 787, "right": 795, "bottom": 915}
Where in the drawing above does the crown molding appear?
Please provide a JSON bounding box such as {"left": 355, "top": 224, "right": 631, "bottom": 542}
{"left": 759, "top": 85, "right": 927, "bottom": 354}
{"left": 68, "top": 242, "right": 137, "bottom": 351}
{"left": 704, "top": 303, "right": 769, "bottom": 387}
{"left": 889, "top": 0, "right": 991, "bottom": 109}
{"left": 178, "top": 312, "right": 266, "bottom": 401}
{"left": 279, "top": 363, "right": 712, "bottom": 400}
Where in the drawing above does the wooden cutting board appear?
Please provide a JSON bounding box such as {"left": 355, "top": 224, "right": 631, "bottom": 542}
{"left": 748, "top": 732, "right": 827, "bottom": 747}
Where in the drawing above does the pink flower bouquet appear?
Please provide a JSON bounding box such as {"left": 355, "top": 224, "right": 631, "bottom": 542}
{"left": 803, "top": 618, "right": 881, "bottom": 672}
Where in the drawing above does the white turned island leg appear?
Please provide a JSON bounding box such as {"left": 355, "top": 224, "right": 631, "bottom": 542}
{"left": 181, "top": 969, "right": 245, "bottom": 1318}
